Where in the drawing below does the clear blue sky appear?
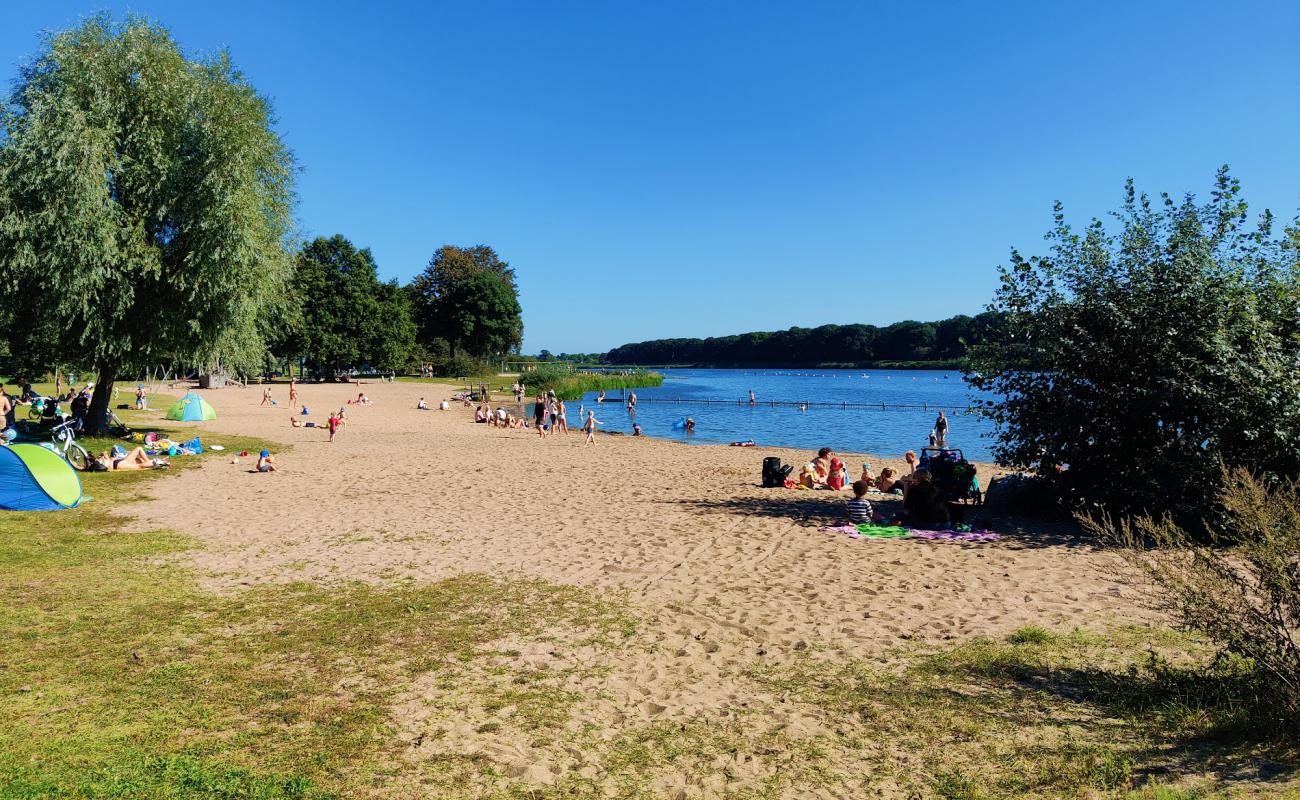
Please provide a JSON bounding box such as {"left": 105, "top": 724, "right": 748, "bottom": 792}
{"left": 4, "top": 2, "right": 1298, "bottom": 353}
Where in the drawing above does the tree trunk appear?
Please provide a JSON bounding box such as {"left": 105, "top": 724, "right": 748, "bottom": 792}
{"left": 85, "top": 363, "right": 119, "bottom": 436}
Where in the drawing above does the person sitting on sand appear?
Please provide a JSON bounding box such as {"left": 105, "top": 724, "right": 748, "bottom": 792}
{"left": 439, "top": 399, "right": 450, "bottom": 411}
{"left": 256, "top": 450, "right": 277, "bottom": 473}
{"left": 798, "top": 462, "right": 822, "bottom": 489}
{"left": 898, "top": 469, "right": 949, "bottom": 529}
{"left": 903, "top": 450, "right": 919, "bottom": 475}
{"left": 356, "top": 392, "right": 371, "bottom": 405}
{"left": 417, "top": 397, "right": 429, "bottom": 410}
{"left": 96, "top": 446, "right": 169, "bottom": 471}
{"left": 846, "top": 480, "right": 875, "bottom": 523}
{"left": 813, "top": 447, "right": 834, "bottom": 476}
{"left": 877, "top": 467, "right": 906, "bottom": 495}
{"left": 826, "top": 457, "right": 848, "bottom": 491}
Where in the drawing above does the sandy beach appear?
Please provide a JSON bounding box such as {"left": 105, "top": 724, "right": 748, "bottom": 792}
{"left": 120, "top": 378, "right": 1152, "bottom": 795}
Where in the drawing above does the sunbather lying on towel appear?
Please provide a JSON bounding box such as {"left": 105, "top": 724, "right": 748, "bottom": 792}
{"left": 96, "top": 446, "right": 169, "bottom": 471}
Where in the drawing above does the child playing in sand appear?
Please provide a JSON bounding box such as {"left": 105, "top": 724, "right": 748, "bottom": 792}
{"left": 256, "top": 450, "right": 277, "bottom": 472}
{"left": 261, "top": 387, "right": 273, "bottom": 406}
{"left": 327, "top": 411, "right": 340, "bottom": 442}
{"left": 417, "top": 397, "right": 428, "bottom": 410}
{"left": 846, "top": 480, "right": 874, "bottom": 523}
{"left": 583, "top": 410, "right": 601, "bottom": 446}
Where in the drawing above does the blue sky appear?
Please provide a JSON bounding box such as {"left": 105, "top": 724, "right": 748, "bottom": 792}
{"left": 3, "top": 2, "right": 1298, "bottom": 353}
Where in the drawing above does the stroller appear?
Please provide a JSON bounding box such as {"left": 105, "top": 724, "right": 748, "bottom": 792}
{"left": 919, "top": 447, "right": 981, "bottom": 505}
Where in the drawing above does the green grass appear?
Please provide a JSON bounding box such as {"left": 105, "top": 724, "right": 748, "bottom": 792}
{"left": 747, "top": 626, "right": 1298, "bottom": 798}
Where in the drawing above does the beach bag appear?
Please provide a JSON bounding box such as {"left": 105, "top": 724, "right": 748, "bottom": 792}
{"left": 762, "top": 457, "right": 792, "bottom": 488}
{"left": 182, "top": 437, "right": 204, "bottom": 454}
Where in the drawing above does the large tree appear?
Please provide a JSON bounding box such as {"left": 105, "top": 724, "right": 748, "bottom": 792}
{"left": 291, "top": 235, "right": 415, "bottom": 377}
{"left": 0, "top": 15, "right": 294, "bottom": 431}
{"left": 966, "top": 169, "right": 1300, "bottom": 531}
{"left": 410, "top": 244, "right": 522, "bottom": 358}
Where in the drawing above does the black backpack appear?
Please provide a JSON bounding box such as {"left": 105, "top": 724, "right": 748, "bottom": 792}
{"left": 761, "top": 457, "right": 792, "bottom": 488}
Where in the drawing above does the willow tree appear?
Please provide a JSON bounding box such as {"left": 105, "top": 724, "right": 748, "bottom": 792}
{"left": 0, "top": 15, "right": 294, "bottom": 431}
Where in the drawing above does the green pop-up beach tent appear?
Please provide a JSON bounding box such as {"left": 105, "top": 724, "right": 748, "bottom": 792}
{"left": 0, "top": 443, "right": 83, "bottom": 511}
{"left": 165, "top": 392, "right": 217, "bottom": 422}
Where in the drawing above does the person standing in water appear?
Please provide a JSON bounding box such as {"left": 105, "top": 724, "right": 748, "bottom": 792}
{"left": 749, "top": 389, "right": 756, "bottom": 404}
{"left": 627, "top": 391, "right": 637, "bottom": 411}
{"left": 935, "top": 410, "right": 949, "bottom": 447}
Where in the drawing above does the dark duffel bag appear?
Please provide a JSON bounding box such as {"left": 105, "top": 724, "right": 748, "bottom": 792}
{"left": 761, "top": 456, "right": 792, "bottom": 487}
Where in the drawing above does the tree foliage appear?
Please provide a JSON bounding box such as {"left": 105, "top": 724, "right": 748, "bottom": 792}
{"left": 604, "top": 314, "right": 1003, "bottom": 366}
{"left": 0, "top": 15, "right": 294, "bottom": 428}
{"left": 287, "top": 235, "right": 415, "bottom": 375}
{"left": 966, "top": 169, "right": 1300, "bottom": 530}
{"left": 410, "top": 245, "right": 523, "bottom": 358}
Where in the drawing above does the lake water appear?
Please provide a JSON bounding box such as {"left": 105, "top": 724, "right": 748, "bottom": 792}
{"left": 570, "top": 368, "right": 997, "bottom": 461}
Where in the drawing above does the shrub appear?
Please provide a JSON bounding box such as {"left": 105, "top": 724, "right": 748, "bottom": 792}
{"left": 1088, "top": 467, "right": 1300, "bottom": 728}
{"left": 966, "top": 169, "right": 1300, "bottom": 534}
{"left": 436, "top": 354, "right": 483, "bottom": 379}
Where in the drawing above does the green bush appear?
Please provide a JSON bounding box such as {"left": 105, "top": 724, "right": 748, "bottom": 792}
{"left": 436, "top": 354, "right": 483, "bottom": 379}
{"left": 1090, "top": 467, "right": 1300, "bottom": 729}
{"left": 967, "top": 169, "right": 1300, "bottom": 533}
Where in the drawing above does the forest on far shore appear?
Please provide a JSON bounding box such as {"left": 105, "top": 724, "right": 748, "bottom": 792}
{"left": 588, "top": 313, "right": 1005, "bottom": 367}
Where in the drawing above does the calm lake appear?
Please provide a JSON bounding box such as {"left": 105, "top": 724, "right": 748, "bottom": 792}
{"left": 570, "top": 368, "right": 997, "bottom": 461}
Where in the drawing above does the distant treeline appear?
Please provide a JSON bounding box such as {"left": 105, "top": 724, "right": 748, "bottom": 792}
{"left": 600, "top": 313, "right": 1005, "bottom": 367}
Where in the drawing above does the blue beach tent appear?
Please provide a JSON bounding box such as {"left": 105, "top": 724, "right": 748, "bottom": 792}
{"left": 0, "top": 443, "right": 83, "bottom": 511}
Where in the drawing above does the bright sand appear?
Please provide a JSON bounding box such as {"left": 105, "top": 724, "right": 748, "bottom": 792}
{"left": 122, "top": 378, "right": 1150, "bottom": 793}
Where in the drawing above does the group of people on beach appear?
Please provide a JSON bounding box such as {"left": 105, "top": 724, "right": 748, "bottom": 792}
{"left": 793, "top": 445, "right": 955, "bottom": 529}
{"left": 468, "top": 387, "right": 604, "bottom": 446}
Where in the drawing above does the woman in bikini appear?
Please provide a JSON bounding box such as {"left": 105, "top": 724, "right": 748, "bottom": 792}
{"left": 96, "top": 447, "right": 169, "bottom": 471}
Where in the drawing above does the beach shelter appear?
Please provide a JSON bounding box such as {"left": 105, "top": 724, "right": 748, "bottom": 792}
{"left": 0, "top": 444, "right": 83, "bottom": 511}
{"left": 166, "top": 392, "right": 217, "bottom": 422}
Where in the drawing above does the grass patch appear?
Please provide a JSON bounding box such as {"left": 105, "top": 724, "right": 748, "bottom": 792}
{"left": 749, "top": 626, "right": 1299, "bottom": 798}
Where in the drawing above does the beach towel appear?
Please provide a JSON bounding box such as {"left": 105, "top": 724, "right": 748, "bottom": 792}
{"left": 817, "top": 523, "right": 999, "bottom": 542}
{"left": 855, "top": 523, "right": 912, "bottom": 538}
{"left": 818, "top": 523, "right": 912, "bottom": 539}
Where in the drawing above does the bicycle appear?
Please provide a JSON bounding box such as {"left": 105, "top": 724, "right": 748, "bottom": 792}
{"left": 49, "top": 417, "right": 91, "bottom": 471}
{"left": 27, "top": 396, "right": 49, "bottom": 421}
